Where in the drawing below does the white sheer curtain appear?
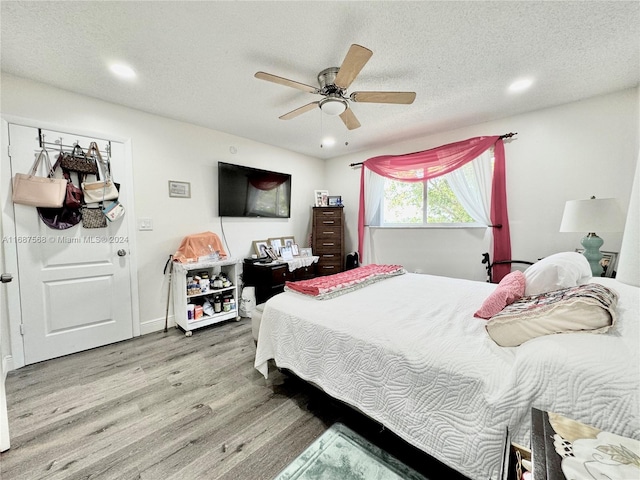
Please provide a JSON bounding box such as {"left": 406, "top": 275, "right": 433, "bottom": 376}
{"left": 445, "top": 148, "right": 493, "bottom": 226}
{"left": 363, "top": 169, "right": 385, "bottom": 265}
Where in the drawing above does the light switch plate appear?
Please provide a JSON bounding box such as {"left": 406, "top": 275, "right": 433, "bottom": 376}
{"left": 138, "top": 217, "right": 153, "bottom": 231}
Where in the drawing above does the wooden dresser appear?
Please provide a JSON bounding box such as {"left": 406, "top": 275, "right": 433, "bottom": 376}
{"left": 312, "top": 206, "right": 345, "bottom": 276}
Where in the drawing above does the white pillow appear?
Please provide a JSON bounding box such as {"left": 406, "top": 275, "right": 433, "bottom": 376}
{"left": 524, "top": 252, "right": 592, "bottom": 296}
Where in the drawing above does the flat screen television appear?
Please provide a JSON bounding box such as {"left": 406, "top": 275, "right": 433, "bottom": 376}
{"left": 218, "top": 162, "right": 292, "bottom": 218}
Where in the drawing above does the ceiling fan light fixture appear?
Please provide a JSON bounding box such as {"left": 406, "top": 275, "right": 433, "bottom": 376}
{"left": 319, "top": 98, "right": 347, "bottom": 116}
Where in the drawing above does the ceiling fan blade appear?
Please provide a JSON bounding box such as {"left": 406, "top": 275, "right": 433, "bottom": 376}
{"left": 255, "top": 71, "right": 318, "bottom": 94}
{"left": 279, "top": 102, "right": 319, "bottom": 120}
{"left": 334, "top": 44, "right": 373, "bottom": 89}
{"left": 339, "top": 108, "right": 361, "bottom": 130}
{"left": 350, "top": 91, "right": 416, "bottom": 104}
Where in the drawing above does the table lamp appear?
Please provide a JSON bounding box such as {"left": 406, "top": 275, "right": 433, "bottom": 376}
{"left": 560, "top": 196, "right": 624, "bottom": 276}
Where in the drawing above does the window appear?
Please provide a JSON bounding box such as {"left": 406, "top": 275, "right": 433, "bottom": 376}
{"left": 381, "top": 165, "right": 478, "bottom": 226}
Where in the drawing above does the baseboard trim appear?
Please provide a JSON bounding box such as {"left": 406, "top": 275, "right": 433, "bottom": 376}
{"left": 139, "top": 315, "right": 175, "bottom": 336}
{"left": 2, "top": 355, "right": 13, "bottom": 377}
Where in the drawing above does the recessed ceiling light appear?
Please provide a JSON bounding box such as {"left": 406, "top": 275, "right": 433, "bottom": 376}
{"left": 508, "top": 78, "right": 533, "bottom": 93}
{"left": 322, "top": 137, "right": 336, "bottom": 147}
{"left": 109, "top": 63, "right": 136, "bottom": 79}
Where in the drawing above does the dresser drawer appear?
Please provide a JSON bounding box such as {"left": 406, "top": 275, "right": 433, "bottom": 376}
{"left": 314, "top": 226, "right": 342, "bottom": 240}
{"left": 315, "top": 238, "right": 342, "bottom": 251}
{"left": 293, "top": 264, "right": 316, "bottom": 281}
{"left": 270, "top": 265, "right": 292, "bottom": 285}
{"left": 314, "top": 208, "right": 343, "bottom": 226}
{"left": 317, "top": 257, "right": 342, "bottom": 275}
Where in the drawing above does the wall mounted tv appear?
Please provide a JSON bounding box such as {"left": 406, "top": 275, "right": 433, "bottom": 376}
{"left": 218, "top": 162, "right": 292, "bottom": 218}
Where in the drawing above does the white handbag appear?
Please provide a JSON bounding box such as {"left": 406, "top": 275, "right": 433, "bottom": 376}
{"left": 80, "top": 142, "right": 119, "bottom": 203}
{"left": 12, "top": 149, "right": 66, "bottom": 208}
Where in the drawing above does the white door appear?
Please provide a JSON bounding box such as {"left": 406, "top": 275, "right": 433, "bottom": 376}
{"left": 7, "top": 124, "right": 133, "bottom": 364}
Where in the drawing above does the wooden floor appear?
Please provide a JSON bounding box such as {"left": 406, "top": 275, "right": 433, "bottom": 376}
{"left": 1, "top": 319, "right": 469, "bottom": 480}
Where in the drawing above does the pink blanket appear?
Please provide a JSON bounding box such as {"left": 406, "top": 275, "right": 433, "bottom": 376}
{"left": 284, "top": 264, "right": 406, "bottom": 299}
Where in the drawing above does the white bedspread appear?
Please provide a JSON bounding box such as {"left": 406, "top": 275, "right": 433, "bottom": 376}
{"left": 254, "top": 273, "right": 639, "bottom": 480}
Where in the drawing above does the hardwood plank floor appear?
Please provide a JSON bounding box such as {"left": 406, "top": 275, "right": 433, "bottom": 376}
{"left": 1, "top": 319, "right": 469, "bottom": 480}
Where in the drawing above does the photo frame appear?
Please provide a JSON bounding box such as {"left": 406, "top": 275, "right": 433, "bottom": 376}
{"left": 575, "top": 249, "right": 619, "bottom": 278}
{"left": 265, "top": 246, "right": 278, "bottom": 261}
{"left": 168, "top": 180, "right": 191, "bottom": 198}
{"left": 291, "top": 244, "right": 299, "bottom": 256}
{"left": 253, "top": 240, "right": 269, "bottom": 257}
{"left": 268, "top": 237, "right": 283, "bottom": 256}
{"left": 282, "top": 237, "right": 296, "bottom": 249}
{"left": 280, "top": 246, "right": 294, "bottom": 261}
{"left": 328, "top": 195, "right": 342, "bottom": 207}
{"left": 314, "top": 190, "right": 329, "bottom": 207}
{"left": 300, "top": 247, "right": 312, "bottom": 257}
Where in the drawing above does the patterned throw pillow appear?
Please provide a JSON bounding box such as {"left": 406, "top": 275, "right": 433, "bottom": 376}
{"left": 486, "top": 283, "right": 618, "bottom": 347}
{"left": 474, "top": 271, "right": 526, "bottom": 319}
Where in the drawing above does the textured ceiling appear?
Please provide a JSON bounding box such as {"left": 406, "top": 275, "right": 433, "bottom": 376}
{"left": 1, "top": 1, "right": 639, "bottom": 159}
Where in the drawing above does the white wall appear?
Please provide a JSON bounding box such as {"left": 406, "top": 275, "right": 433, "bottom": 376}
{"left": 1, "top": 73, "right": 324, "bottom": 337}
{"left": 325, "top": 87, "right": 639, "bottom": 281}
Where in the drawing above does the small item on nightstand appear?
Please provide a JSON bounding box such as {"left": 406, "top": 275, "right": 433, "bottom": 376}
{"left": 199, "top": 271, "right": 210, "bottom": 293}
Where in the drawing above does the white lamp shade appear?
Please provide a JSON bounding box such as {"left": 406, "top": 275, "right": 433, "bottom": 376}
{"left": 319, "top": 98, "right": 347, "bottom": 116}
{"left": 560, "top": 197, "right": 625, "bottom": 233}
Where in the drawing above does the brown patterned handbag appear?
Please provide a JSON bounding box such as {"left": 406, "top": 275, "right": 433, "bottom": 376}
{"left": 60, "top": 144, "right": 98, "bottom": 174}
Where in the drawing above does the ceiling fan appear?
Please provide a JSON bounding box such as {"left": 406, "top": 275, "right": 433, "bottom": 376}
{"left": 255, "top": 44, "right": 416, "bottom": 130}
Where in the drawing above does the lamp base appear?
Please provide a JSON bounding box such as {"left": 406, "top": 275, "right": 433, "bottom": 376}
{"left": 581, "top": 232, "right": 604, "bottom": 277}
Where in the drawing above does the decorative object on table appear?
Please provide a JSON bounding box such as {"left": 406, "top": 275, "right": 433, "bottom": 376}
{"left": 253, "top": 240, "right": 269, "bottom": 257}
{"left": 314, "top": 189, "right": 329, "bottom": 207}
{"left": 575, "top": 249, "right": 618, "bottom": 278}
{"left": 291, "top": 244, "right": 299, "bottom": 256}
{"left": 300, "top": 247, "right": 313, "bottom": 257}
{"left": 560, "top": 196, "right": 624, "bottom": 276}
{"left": 60, "top": 144, "right": 98, "bottom": 174}
{"left": 12, "top": 148, "right": 67, "bottom": 208}
{"left": 168, "top": 180, "right": 191, "bottom": 198}
{"left": 268, "top": 237, "right": 283, "bottom": 256}
{"left": 273, "top": 422, "right": 426, "bottom": 480}
{"left": 328, "top": 195, "right": 342, "bottom": 206}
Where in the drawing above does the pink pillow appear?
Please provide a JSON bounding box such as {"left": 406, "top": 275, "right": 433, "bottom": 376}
{"left": 474, "top": 271, "right": 526, "bottom": 319}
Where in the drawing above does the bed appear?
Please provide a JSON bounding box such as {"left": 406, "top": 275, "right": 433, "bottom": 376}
{"left": 254, "top": 260, "right": 639, "bottom": 480}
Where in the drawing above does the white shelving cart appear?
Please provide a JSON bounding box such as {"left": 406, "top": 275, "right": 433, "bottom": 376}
{"left": 172, "top": 257, "right": 241, "bottom": 335}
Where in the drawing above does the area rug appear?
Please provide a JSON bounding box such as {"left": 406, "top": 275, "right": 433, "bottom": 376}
{"left": 274, "top": 422, "right": 428, "bottom": 480}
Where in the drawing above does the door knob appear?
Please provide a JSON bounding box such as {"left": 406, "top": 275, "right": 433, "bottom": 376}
{"left": 117, "top": 249, "right": 127, "bottom": 257}
{"left": 1, "top": 273, "right": 13, "bottom": 283}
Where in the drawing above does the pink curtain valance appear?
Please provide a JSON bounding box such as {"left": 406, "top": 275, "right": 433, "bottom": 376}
{"left": 358, "top": 135, "right": 512, "bottom": 282}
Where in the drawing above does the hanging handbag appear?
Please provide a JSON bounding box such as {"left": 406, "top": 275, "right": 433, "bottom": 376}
{"left": 60, "top": 144, "right": 98, "bottom": 174}
{"left": 37, "top": 154, "right": 83, "bottom": 230}
{"left": 102, "top": 200, "right": 125, "bottom": 222}
{"left": 63, "top": 170, "right": 84, "bottom": 208}
{"left": 81, "top": 206, "right": 107, "bottom": 228}
{"left": 81, "top": 142, "right": 119, "bottom": 203}
{"left": 12, "top": 148, "right": 67, "bottom": 208}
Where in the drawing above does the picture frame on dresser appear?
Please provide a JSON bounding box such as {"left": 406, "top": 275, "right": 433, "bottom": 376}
{"left": 268, "top": 237, "right": 283, "bottom": 256}
{"left": 575, "top": 249, "right": 618, "bottom": 277}
{"left": 282, "top": 237, "right": 296, "bottom": 249}
{"left": 314, "top": 190, "right": 329, "bottom": 207}
{"left": 291, "top": 244, "right": 299, "bottom": 256}
{"left": 253, "top": 240, "right": 269, "bottom": 257}
{"left": 300, "top": 247, "right": 312, "bottom": 257}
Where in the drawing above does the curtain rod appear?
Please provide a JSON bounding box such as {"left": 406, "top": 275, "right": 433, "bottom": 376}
{"left": 348, "top": 132, "right": 518, "bottom": 167}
